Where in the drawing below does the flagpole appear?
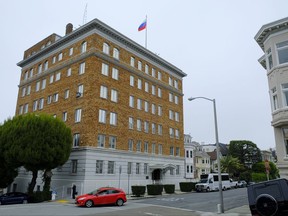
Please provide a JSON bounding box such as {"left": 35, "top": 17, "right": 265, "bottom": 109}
{"left": 145, "top": 15, "right": 147, "bottom": 49}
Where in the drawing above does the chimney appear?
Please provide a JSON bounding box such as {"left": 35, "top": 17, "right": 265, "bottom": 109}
{"left": 66, "top": 23, "right": 73, "bottom": 35}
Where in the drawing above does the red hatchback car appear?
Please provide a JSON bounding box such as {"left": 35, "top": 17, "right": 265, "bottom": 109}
{"left": 75, "top": 187, "right": 127, "bottom": 208}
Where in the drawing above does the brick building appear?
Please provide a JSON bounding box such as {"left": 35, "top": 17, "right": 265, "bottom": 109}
{"left": 14, "top": 19, "right": 186, "bottom": 196}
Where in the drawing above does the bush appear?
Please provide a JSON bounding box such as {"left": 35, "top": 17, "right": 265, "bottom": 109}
{"left": 131, "top": 185, "right": 146, "bottom": 197}
{"left": 29, "top": 191, "right": 51, "bottom": 203}
{"left": 164, "top": 184, "right": 175, "bottom": 194}
{"left": 252, "top": 172, "right": 267, "bottom": 183}
{"left": 179, "top": 182, "right": 195, "bottom": 192}
{"left": 147, "top": 184, "right": 163, "bottom": 195}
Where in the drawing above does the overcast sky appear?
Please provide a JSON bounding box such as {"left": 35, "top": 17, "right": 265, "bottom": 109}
{"left": 1, "top": 0, "right": 288, "bottom": 150}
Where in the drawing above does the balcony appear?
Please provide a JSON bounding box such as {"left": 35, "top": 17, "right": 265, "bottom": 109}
{"left": 272, "top": 107, "right": 288, "bottom": 127}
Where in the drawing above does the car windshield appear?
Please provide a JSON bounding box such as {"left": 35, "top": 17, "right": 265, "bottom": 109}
{"left": 87, "top": 188, "right": 102, "bottom": 195}
{"left": 199, "top": 179, "right": 208, "bottom": 183}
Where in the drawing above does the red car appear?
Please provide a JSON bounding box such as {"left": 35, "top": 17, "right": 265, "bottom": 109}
{"left": 75, "top": 187, "right": 127, "bottom": 208}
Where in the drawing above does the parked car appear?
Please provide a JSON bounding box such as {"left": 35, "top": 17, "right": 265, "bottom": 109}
{"left": 238, "top": 180, "right": 247, "bottom": 188}
{"left": 0, "top": 192, "right": 29, "bottom": 205}
{"left": 75, "top": 187, "right": 127, "bottom": 208}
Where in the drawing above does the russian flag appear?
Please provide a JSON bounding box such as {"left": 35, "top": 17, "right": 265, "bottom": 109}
{"left": 138, "top": 19, "right": 147, "bottom": 31}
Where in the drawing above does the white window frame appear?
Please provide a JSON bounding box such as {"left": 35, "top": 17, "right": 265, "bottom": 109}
{"left": 130, "top": 75, "right": 134, "bottom": 86}
{"left": 100, "top": 86, "right": 108, "bottom": 99}
{"left": 75, "top": 108, "right": 82, "bottom": 123}
{"left": 113, "top": 48, "right": 119, "bottom": 59}
{"left": 110, "top": 112, "right": 117, "bottom": 126}
{"left": 112, "top": 68, "right": 119, "bottom": 80}
{"left": 137, "top": 119, "right": 142, "bottom": 131}
{"left": 129, "top": 117, "right": 134, "bottom": 129}
{"left": 130, "top": 57, "right": 135, "bottom": 67}
{"left": 98, "top": 134, "right": 105, "bottom": 147}
{"left": 129, "top": 95, "right": 134, "bottom": 108}
{"left": 99, "top": 109, "right": 106, "bottom": 123}
{"left": 111, "top": 89, "right": 118, "bottom": 102}
{"left": 109, "top": 136, "right": 117, "bottom": 149}
{"left": 137, "top": 79, "right": 142, "bottom": 89}
{"left": 81, "top": 41, "right": 87, "bottom": 53}
{"left": 79, "top": 62, "right": 85, "bottom": 75}
{"left": 101, "top": 63, "right": 109, "bottom": 76}
{"left": 103, "top": 43, "right": 110, "bottom": 55}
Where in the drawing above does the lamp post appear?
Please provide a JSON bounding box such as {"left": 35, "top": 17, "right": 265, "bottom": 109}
{"left": 188, "top": 96, "right": 224, "bottom": 213}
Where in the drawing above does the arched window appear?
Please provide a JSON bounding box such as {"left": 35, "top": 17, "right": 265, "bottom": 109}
{"left": 113, "top": 48, "right": 119, "bottom": 59}
{"left": 81, "top": 41, "right": 87, "bottom": 53}
{"left": 103, "top": 43, "right": 110, "bottom": 54}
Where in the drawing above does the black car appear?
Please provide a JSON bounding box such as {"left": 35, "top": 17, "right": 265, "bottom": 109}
{"left": 0, "top": 192, "right": 29, "bottom": 205}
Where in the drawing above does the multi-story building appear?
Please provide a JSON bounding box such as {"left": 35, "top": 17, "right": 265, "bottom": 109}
{"left": 184, "top": 134, "right": 195, "bottom": 179}
{"left": 255, "top": 17, "right": 288, "bottom": 178}
{"left": 14, "top": 19, "right": 186, "bottom": 196}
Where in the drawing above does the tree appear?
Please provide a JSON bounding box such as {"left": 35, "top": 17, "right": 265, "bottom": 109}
{"left": 0, "top": 114, "right": 72, "bottom": 193}
{"left": 229, "top": 140, "right": 262, "bottom": 168}
{"left": 220, "top": 155, "right": 243, "bottom": 178}
{"left": 252, "top": 161, "right": 280, "bottom": 180}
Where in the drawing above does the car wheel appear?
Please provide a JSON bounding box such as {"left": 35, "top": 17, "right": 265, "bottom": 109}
{"left": 206, "top": 187, "right": 210, "bottom": 192}
{"left": 116, "top": 198, "right": 124, "bottom": 206}
{"left": 85, "top": 200, "right": 93, "bottom": 208}
{"left": 223, "top": 187, "right": 226, "bottom": 191}
{"left": 256, "top": 194, "right": 278, "bottom": 216}
{"left": 23, "top": 199, "right": 28, "bottom": 204}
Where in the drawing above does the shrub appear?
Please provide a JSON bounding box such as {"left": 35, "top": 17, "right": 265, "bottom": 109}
{"left": 164, "top": 184, "right": 175, "bottom": 194}
{"left": 147, "top": 184, "right": 163, "bottom": 195}
{"left": 29, "top": 190, "right": 51, "bottom": 203}
{"left": 131, "top": 185, "right": 146, "bottom": 197}
{"left": 251, "top": 172, "right": 267, "bottom": 183}
{"left": 179, "top": 182, "right": 195, "bottom": 192}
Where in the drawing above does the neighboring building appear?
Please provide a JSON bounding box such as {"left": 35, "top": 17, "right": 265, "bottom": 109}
{"left": 184, "top": 134, "right": 195, "bottom": 179}
{"left": 13, "top": 19, "right": 186, "bottom": 196}
{"left": 206, "top": 150, "right": 218, "bottom": 172}
{"left": 194, "top": 149, "right": 210, "bottom": 180}
{"left": 255, "top": 17, "right": 288, "bottom": 178}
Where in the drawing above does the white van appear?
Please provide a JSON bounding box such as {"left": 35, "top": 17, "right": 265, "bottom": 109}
{"left": 195, "top": 173, "right": 231, "bottom": 192}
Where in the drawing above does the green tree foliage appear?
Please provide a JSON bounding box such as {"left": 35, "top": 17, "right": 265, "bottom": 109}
{"left": 220, "top": 155, "right": 243, "bottom": 177}
{"left": 0, "top": 114, "right": 72, "bottom": 193}
{"left": 252, "top": 161, "right": 279, "bottom": 180}
{"left": 229, "top": 140, "right": 262, "bottom": 168}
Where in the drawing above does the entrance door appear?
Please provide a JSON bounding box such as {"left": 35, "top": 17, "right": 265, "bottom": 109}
{"left": 152, "top": 169, "right": 161, "bottom": 181}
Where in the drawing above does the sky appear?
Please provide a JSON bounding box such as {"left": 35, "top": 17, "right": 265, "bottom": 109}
{"left": 1, "top": 0, "right": 288, "bottom": 150}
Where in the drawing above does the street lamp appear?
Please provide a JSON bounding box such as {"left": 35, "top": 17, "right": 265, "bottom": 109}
{"left": 188, "top": 96, "right": 224, "bottom": 213}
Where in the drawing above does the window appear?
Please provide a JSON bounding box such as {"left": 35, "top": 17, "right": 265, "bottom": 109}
{"left": 112, "top": 68, "right": 119, "bottom": 80}
{"left": 53, "top": 93, "right": 59, "bottom": 102}
{"left": 174, "top": 80, "right": 178, "bottom": 89}
{"left": 137, "top": 119, "right": 142, "bottom": 131}
{"left": 137, "top": 79, "right": 142, "bottom": 89}
{"left": 79, "top": 62, "right": 85, "bottom": 75}
{"left": 128, "top": 139, "right": 133, "bottom": 151}
{"left": 145, "top": 82, "right": 149, "bottom": 92}
{"left": 137, "top": 98, "right": 142, "bottom": 110}
{"left": 158, "top": 71, "right": 162, "bottom": 80}
{"left": 130, "top": 57, "right": 135, "bottom": 67}
{"left": 71, "top": 160, "right": 78, "bottom": 174}
{"left": 69, "top": 47, "right": 73, "bottom": 56}
{"left": 169, "top": 77, "right": 173, "bottom": 86}
{"left": 145, "top": 64, "right": 149, "bottom": 74}
{"left": 24, "top": 71, "right": 28, "bottom": 80}
{"left": 176, "top": 165, "right": 180, "bottom": 175}
{"left": 24, "top": 103, "right": 28, "bottom": 113}
{"left": 158, "top": 125, "right": 163, "bottom": 135}
{"left": 136, "top": 163, "right": 140, "bottom": 174}
{"left": 152, "top": 143, "right": 156, "bottom": 154}
{"left": 152, "top": 123, "right": 156, "bottom": 134}
{"left": 129, "top": 95, "right": 134, "bottom": 108}
{"left": 266, "top": 48, "right": 273, "bottom": 70}
{"left": 33, "top": 100, "right": 38, "bottom": 111}
{"left": 175, "top": 95, "right": 179, "bottom": 104}
{"left": 127, "top": 162, "right": 132, "bottom": 174}
{"left": 169, "top": 110, "right": 174, "bottom": 120}
{"left": 75, "top": 108, "right": 82, "bottom": 123}
{"left": 152, "top": 68, "right": 156, "bottom": 77}
{"left": 158, "top": 144, "right": 162, "bottom": 155}
{"left": 81, "top": 41, "right": 87, "bottom": 53}
{"left": 55, "top": 72, "right": 61, "bottom": 81}
{"left": 158, "top": 88, "right": 162, "bottom": 98}
{"left": 144, "top": 101, "right": 149, "bottom": 112}
{"left": 170, "top": 147, "right": 174, "bottom": 156}
{"left": 58, "top": 52, "right": 63, "bottom": 61}
{"left": 111, "top": 89, "right": 118, "bottom": 102}
{"left": 175, "top": 112, "right": 180, "bottom": 122}
{"left": 47, "top": 95, "right": 52, "bottom": 104}
{"left": 26, "top": 86, "right": 31, "bottom": 95}
{"left": 136, "top": 140, "right": 141, "bottom": 152}
{"left": 41, "top": 79, "right": 46, "bottom": 90}
{"left": 144, "top": 141, "right": 148, "bottom": 153}
{"left": 151, "top": 85, "right": 156, "bottom": 95}
{"left": 169, "top": 93, "right": 173, "bottom": 102}
{"left": 282, "top": 83, "right": 288, "bottom": 106}
{"left": 21, "top": 87, "right": 26, "bottom": 97}
{"left": 29, "top": 69, "right": 33, "bottom": 78}
{"left": 176, "top": 147, "right": 180, "bottom": 156}
{"left": 144, "top": 163, "right": 148, "bottom": 174}
{"left": 101, "top": 63, "right": 109, "bottom": 76}
{"left": 151, "top": 104, "right": 156, "bottom": 114}
{"left": 113, "top": 48, "right": 119, "bottom": 59}
{"left": 98, "top": 134, "right": 105, "bottom": 147}
{"left": 138, "top": 61, "right": 142, "bottom": 71}
{"left": 277, "top": 40, "right": 288, "bottom": 64}
{"left": 73, "top": 133, "right": 80, "bottom": 147}
{"left": 109, "top": 136, "right": 116, "bottom": 149}
{"left": 144, "top": 121, "right": 149, "bottom": 133}
{"left": 44, "top": 61, "right": 48, "bottom": 71}
{"left": 35, "top": 81, "right": 40, "bottom": 92}
{"left": 130, "top": 75, "right": 134, "bottom": 86}
{"left": 110, "top": 112, "right": 117, "bottom": 125}
{"left": 99, "top": 109, "right": 106, "bottom": 123}
{"left": 39, "top": 98, "right": 44, "bottom": 110}
{"left": 107, "top": 161, "right": 115, "bottom": 174}
{"left": 64, "top": 89, "right": 69, "bottom": 99}
{"left": 38, "top": 64, "right": 42, "bottom": 74}
{"left": 67, "top": 68, "right": 72, "bottom": 77}
{"left": 103, "top": 43, "right": 110, "bottom": 54}
{"left": 100, "top": 86, "right": 108, "bottom": 99}
{"left": 96, "top": 160, "right": 103, "bottom": 174}
{"left": 62, "top": 111, "right": 67, "bottom": 122}
{"left": 158, "top": 106, "right": 162, "bottom": 116}
{"left": 77, "top": 84, "right": 83, "bottom": 97}
{"left": 271, "top": 87, "right": 278, "bottom": 111}
{"left": 19, "top": 105, "right": 23, "bottom": 115}
{"left": 50, "top": 74, "right": 54, "bottom": 84}
{"left": 129, "top": 117, "right": 134, "bottom": 129}
{"left": 52, "top": 56, "right": 56, "bottom": 64}
{"left": 169, "top": 128, "right": 174, "bottom": 138}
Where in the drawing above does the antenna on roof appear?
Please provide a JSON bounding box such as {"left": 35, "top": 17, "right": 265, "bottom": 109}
{"left": 83, "top": 3, "right": 88, "bottom": 25}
